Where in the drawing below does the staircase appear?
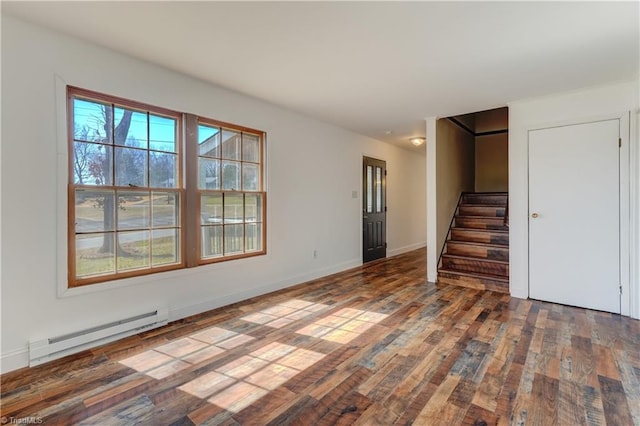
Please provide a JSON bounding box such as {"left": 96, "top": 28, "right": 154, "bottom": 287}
{"left": 437, "top": 192, "right": 509, "bottom": 294}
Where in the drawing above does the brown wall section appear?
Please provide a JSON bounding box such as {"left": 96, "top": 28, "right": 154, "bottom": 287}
{"left": 475, "top": 133, "right": 508, "bottom": 192}
{"left": 447, "top": 106, "right": 508, "bottom": 192}
{"left": 474, "top": 107, "right": 508, "bottom": 192}
{"left": 475, "top": 107, "right": 508, "bottom": 133}
{"left": 436, "top": 119, "right": 475, "bottom": 254}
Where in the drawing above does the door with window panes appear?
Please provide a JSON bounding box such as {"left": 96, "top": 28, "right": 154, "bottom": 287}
{"left": 363, "top": 156, "right": 386, "bottom": 262}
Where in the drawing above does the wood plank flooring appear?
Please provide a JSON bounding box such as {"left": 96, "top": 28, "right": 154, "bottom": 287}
{"left": 2, "top": 248, "right": 639, "bottom": 425}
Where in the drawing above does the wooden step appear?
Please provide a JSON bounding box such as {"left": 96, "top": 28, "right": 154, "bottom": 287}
{"left": 445, "top": 241, "right": 509, "bottom": 261}
{"left": 437, "top": 268, "right": 509, "bottom": 294}
{"left": 450, "top": 228, "right": 509, "bottom": 246}
{"left": 462, "top": 192, "right": 508, "bottom": 206}
{"left": 455, "top": 216, "right": 508, "bottom": 231}
{"left": 458, "top": 205, "right": 505, "bottom": 218}
{"left": 441, "top": 254, "right": 508, "bottom": 278}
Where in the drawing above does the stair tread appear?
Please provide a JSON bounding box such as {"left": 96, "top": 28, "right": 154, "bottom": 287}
{"left": 442, "top": 254, "right": 509, "bottom": 265}
{"left": 446, "top": 240, "right": 510, "bottom": 249}
{"left": 455, "top": 215, "right": 507, "bottom": 220}
{"left": 454, "top": 218, "right": 509, "bottom": 229}
{"left": 452, "top": 227, "right": 509, "bottom": 234}
{"left": 438, "top": 268, "right": 509, "bottom": 283}
{"left": 450, "top": 240, "right": 509, "bottom": 248}
{"left": 460, "top": 204, "right": 507, "bottom": 208}
{"left": 463, "top": 192, "right": 508, "bottom": 195}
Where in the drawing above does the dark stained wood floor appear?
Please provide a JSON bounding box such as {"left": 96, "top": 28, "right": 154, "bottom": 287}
{"left": 2, "top": 248, "right": 640, "bottom": 425}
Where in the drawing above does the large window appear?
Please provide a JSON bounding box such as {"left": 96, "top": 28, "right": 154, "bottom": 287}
{"left": 198, "top": 121, "right": 265, "bottom": 262}
{"left": 68, "top": 87, "right": 266, "bottom": 287}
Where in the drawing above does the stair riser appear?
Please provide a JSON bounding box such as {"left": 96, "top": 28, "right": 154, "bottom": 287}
{"left": 438, "top": 272, "right": 509, "bottom": 294}
{"left": 451, "top": 230, "right": 509, "bottom": 245}
{"left": 442, "top": 257, "right": 508, "bottom": 277}
{"left": 462, "top": 194, "right": 508, "bottom": 206}
{"left": 446, "top": 243, "right": 509, "bottom": 261}
{"left": 455, "top": 217, "right": 508, "bottom": 231}
{"left": 458, "top": 206, "right": 506, "bottom": 217}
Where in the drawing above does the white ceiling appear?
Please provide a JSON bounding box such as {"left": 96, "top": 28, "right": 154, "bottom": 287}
{"left": 3, "top": 1, "right": 639, "bottom": 152}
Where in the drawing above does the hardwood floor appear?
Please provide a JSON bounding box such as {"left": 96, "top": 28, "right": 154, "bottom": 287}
{"left": 2, "top": 248, "right": 639, "bottom": 425}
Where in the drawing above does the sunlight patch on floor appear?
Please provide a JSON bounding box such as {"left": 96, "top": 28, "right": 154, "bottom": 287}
{"left": 178, "top": 342, "right": 325, "bottom": 413}
{"left": 117, "top": 300, "right": 385, "bottom": 414}
{"left": 119, "top": 326, "right": 255, "bottom": 379}
{"left": 296, "top": 307, "right": 389, "bottom": 344}
{"left": 240, "top": 299, "right": 329, "bottom": 328}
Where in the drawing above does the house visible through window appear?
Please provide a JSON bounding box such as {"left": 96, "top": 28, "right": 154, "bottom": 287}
{"left": 68, "top": 87, "right": 266, "bottom": 287}
{"left": 198, "top": 121, "right": 264, "bottom": 262}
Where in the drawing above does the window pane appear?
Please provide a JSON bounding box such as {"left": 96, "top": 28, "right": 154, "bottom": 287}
{"left": 152, "top": 192, "right": 179, "bottom": 228}
{"left": 76, "top": 233, "right": 115, "bottom": 278}
{"left": 75, "top": 189, "right": 116, "bottom": 233}
{"left": 242, "top": 163, "right": 259, "bottom": 191}
{"left": 242, "top": 133, "right": 260, "bottom": 163}
{"left": 199, "top": 158, "right": 220, "bottom": 190}
{"left": 202, "top": 225, "right": 223, "bottom": 258}
{"left": 198, "top": 125, "right": 220, "bottom": 158}
{"left": 69, "top": 89, "right": 187, "bottom": 285}
{"left": 201, "top": 194, "right": 223, "bottom": 225}
{"left": 366, "top": 165, "right": 373, "bottom": 213}
{"left": 224, "top": 224, "right": 243, "bottom": 255}
{"left": 115, "top": 147, "right": 147, "bottom": 187}
{"left": 73, "top": 98, "right": 111, "bottom": 144}
{"left": 114, "top": 108, "right": 148, "bottom": 148}
{"left": 150, "top": 152, "right": 177, "bottom": 188}
{"left": 117, "top": 230, "right": 150, "bottom": 271}
{"left": 222, "top": 161, "right": 240, "bottom": 190}
{"left": 117, "top": 191, "right": 150, "bottom": 230}
{"left": 221, "top": 129, "right": 241, "bottom": 160}
{"left": 73, "top": 142, "right": 113, "bottom": 186}
{"left": 245, "top": 223, "right": 262, "bottom": 252}
{"left": 152, "top": 229, "right": 179, "bottom": 266}
{"left": 224, "top": 194, "right": 243, "bottom": 224}
{"left": 244, "top": 194, "right": 262, "bottom": 223}
{"left": 376, "top": 166, "right": 382, "bottom": 213}
{"left": 149, "top": 114, "right": 176, "bottom": 152}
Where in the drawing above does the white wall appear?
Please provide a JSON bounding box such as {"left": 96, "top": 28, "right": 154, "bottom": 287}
{"left": 426, "top": 118, "right": 437, "bottom": 282}
{"left": 508, "top": 80, "right": 639, "bottom": 319}
{"left": 0, "top": 16, "right": 426, "bottom": 372}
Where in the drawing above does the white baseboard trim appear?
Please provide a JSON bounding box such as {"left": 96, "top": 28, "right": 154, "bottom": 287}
{"left": 387, "top": 242, "right": 426, "bottom": 257}
{"left": 510, "top": 284, "right": 527, "bottom": 299}
{"left": 5, "top": 250, "right": 443, "bottom": 373}
{"left": 169, "top": 258, "right": 361, "bottom": 322}
{"left": 1, "top": 347, "right": 29, "bottom": 374}
{"left": 2, "top": 258, "right": 361, "bottom": 374}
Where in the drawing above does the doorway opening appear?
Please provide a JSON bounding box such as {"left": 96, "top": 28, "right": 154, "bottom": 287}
{"left": 435, "top": 107, "right": 510, "bottom": 291}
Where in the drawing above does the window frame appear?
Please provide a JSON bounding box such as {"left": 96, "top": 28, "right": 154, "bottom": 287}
{"left": 67, "top": 87, "right": 267, "bottom": 288}
{"left": 189, "top": 116, "right": 267, "bottom": 266}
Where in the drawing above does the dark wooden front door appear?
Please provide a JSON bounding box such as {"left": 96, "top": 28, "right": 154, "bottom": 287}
{"left": 363, "top": 156, "right": 386, "bottom": 263}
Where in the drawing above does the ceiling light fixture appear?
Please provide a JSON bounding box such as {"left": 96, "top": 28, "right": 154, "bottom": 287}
{"left": 410, "top": 137, "right": 425, "bottom": 146}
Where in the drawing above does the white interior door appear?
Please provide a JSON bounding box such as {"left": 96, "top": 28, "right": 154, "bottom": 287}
{"left": 528, "top": 119, "right": 620, "bottom": 313}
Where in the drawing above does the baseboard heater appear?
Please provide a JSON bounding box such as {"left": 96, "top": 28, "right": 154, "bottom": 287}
{"left": 28, "top": 307, "right": 168, "bottom": 367}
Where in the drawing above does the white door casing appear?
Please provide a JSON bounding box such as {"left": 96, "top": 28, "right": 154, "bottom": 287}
{"left": 528, "top": 119, "right": 621, "bottom": 313}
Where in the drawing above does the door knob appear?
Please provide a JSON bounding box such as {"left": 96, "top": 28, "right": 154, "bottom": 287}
{"left": 531, "top": 213, "right": 539, "bottom": 218}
